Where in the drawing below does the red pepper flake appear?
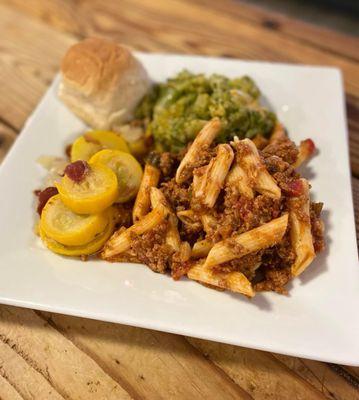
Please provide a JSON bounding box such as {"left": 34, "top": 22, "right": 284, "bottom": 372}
{"left": 36, "top": 186, "right": 58, "bottom": 215}
{"left": 285, "top": 179, "right": 304, "bottom": 197}
{"left": 64, "top": 160, "right": 89, "bottom": 183}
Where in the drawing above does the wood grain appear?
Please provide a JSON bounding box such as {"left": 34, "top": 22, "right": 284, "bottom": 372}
{"left": 0, "top": 306, "right": 132, "bottom": 400}
{"left": 0, "top": 374, "right": 24, "bottom": 400}
{"left": 0, "top": 1, "right": 358, "bottom": 399}
{"left": 0, "top": 4, "right": 75, "bottom": 130}
{"left": 187, "top": 338, "right": 326, "bottom": 400}
{"left": 2, "top": 0, "right": 359, "bottom": 96}
{"left": 0, "top": 123, "right": 16, "bottom": 163}
{"left": 39, "top": 312, "right": 251, "bottom": 400}
{"left": 193, "top": 0, "right": 359, "bottom": 61}
{"left": 273, "top": 354, "right": 359, "bottom": 400}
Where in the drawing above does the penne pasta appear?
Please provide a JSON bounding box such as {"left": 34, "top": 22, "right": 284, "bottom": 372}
{"left": 176, "top": 241, "right": 192, "bottom": 262}
{"left": 192, "top": 165, "right": 209, "bottom": 199}
{"left": 289, "top": 179, "right": 316, "bottom": 276}
{"left": 252, "top": 134, "right": 269, "bottom": 149}
{"left": 150, "top": 187, "right": 181, "bottom": 252}
{"left": 176, "top": 118, "right": 221, "bottom": 184}
{"left": 200, "top": 214, "right": 217, "bottom": 234}
{"left": 269, "top": 122, "right": 286, "bottom": 144}
{"left": 203, "top": 213, "right": 288, "bottom": 268}
{"left": 187, "top": 260, "right": 255, "bottom": 297}
{"left": 166, "top": 214, "right": 181, "bottom": 252}
{"left": 102, "top": 206, "right": 169, "bottom": 258}
{"left": 292, "top": 139, "right": 316, "bottom": 169}
{"left": 133, "top": 164, "right": 161, "bottom": 222}
{"left": 225, "top": 163, "right": 254, "bottom": 199}
{"left": 177, "top": 209, "right": 197, "bottom": 225}
{"left": 191, "top": 239, "right": 212, "bottom": 258}
{"left": 235, "top": 138, "right": 281, "bottom": 199}
{"left": 200, "top": 144, "right": 234, "bottom": 208}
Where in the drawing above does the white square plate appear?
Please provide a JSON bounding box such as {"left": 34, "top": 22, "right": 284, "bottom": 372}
{"left": 0, "top": 53, "right": 358, "bottom": 365}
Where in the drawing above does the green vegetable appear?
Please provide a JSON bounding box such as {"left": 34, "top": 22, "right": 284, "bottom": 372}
{"left": 135, "top": 70, "right": 276, "bottom": 152}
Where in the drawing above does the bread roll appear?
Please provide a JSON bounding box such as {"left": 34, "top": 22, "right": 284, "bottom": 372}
{"left": 58, "top": 37, "right": 150, "bottom": 131}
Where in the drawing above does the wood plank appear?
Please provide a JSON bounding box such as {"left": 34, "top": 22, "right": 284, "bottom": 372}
{"left": 2, "top": 0, "right": 359, "bottom": 98}
{"left": 0, "top": 306, "right": 132, "bottom": 400}
{"left": 0, "top": 340, "right": 64, "bottom": 400}
{"left": 193, "top": 0, "right": 359, "bottom": 61}
{"left": 39, "top": 312, "right": 252, "bottom": 400}
{"left": 0, "top": 4, "right": 75, "bottom": 130}
{"left": 187, "top": 338, "right": 326, "bottom": 400}
{"left": 0, "top": 374, "right": 23, "bottom": 400}
{"left": 273, "top": 354, "right": 359, "bottom": 400}
{"left": 0, "top": 123, "right": 17, "bottom": 163}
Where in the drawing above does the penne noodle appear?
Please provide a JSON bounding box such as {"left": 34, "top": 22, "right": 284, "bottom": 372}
{"left": 201, "top": 144, "right": 234, "bottom": 208}
{"left": 269, "top": 122, "right": 286, "bottom": 144}
{"left": 203, "top": 213, "right": 288, "bottom": 268}
{"left": 225, "top": 164, "right": 254, "bottom": 199}
{"left": 166, "top": 214, "right": 181, "bottom": 252}
{"left": 177, "top": 241, "right": 192, "bottom": 262}
{"left": 150, "top": 187, "right": 181, "bottom": 252}
{"left": 289, "top": 179, "right": 316, "bottom": 276}
{"left": 177, "top": 210, "right": 197, "bottom": 225}
{"left": 292, "top": 139, "right": 316, "bottom": 169}
{"left": 236, "top": 138, "right": 281, "bottom": 199}
{"left": 191, "top": 239, "right": 212, "bottom": 258}
{"left": 200, "top": 214, "right": 217, "bottom": 234}
{"left": 187, "top": 260, "right": 255, "bottom": 297}
{"left": 133, "top": 164, "right": 160, "bottom": 222}
{"left": 252, "top": 134, "right": 269, "bottom": 149}
{"left": 193, "top": 165, "right": 209, "bottom": 199}
{"left": 150, "top": 187, "right": 169, "bottom": 209}
{"left": 102, "top": 206, "right": 169, "bottom": 258}
{"left": 176, "top": 118, "right": 221, "bottom": 184}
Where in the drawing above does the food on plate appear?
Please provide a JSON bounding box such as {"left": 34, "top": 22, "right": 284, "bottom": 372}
{"left": 100, "top": 119, "right": 324, "bottom": 296}
{"left": 56, "top": 160, "right": 119, "bottom": 214}
{"left": 40, "top": 207, "right": 116, "bottom": 256}
{"left": 70, "top": 130, "right": 129, "bottom": 162}
{"left": 58, "top": 37, "right": 150, "bottom": 132}
{"left": 135, "top": 70, "right": 276, "bottom": 152}
{"left": 35, "top": 40, "right": 325, "bottom": 297}
{"left": 89, "top": 149, "right": 143, "bottom": 203}
{"left": 40, "top": 194, "right": 109, "bottom": 246}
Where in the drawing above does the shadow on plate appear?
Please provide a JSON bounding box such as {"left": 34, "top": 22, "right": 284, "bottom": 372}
{"left": 229, "top": 291, "right": 273, "bottom": 311}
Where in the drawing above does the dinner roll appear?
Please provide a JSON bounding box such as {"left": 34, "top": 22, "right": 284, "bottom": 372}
{"left": 58, "top": 37, "right": 150, "bottom": 131}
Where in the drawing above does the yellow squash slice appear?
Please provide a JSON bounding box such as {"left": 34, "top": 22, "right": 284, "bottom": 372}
{"left": 90, "top": 149, "right": 143, "bottom": 203}
{"left": 56, "top": 162, "right": 119, "bottom": 214}
{"left": 40, "top": 195, "right": 109, "bottom": 246}
{"left": 40, "top": 208, "right": 116, "bottom": 256}
{"left": 71, "top": 130, "right": 129, "bottom": 162}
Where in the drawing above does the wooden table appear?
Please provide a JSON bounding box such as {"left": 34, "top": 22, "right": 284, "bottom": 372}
{"left": 0, "top": 1, "right": 358, "bottom": 398}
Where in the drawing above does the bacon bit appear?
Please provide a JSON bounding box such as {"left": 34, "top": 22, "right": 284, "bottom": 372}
{"left": 301, "top": 139, "right": 316, "bottom": 155}
{"left": 84, "top": 133, "right": 101, "bottom": 145}
{"left": 64, "top": 160, "right": 89, "bottom": 183}
{"left": 36, "top": 186, "right": 58, "bottom": 215}
{"left": 284, "top": 179, "right": 304, "bottom": 197}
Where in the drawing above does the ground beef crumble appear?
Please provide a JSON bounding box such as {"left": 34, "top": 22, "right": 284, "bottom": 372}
{"left": 128, "top": 221, "right": 174, "bottom": 273}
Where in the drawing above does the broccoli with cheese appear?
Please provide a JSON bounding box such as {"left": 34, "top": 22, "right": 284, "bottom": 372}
{"left": 135, "top": 70, "right": 276, "bottom": 153}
